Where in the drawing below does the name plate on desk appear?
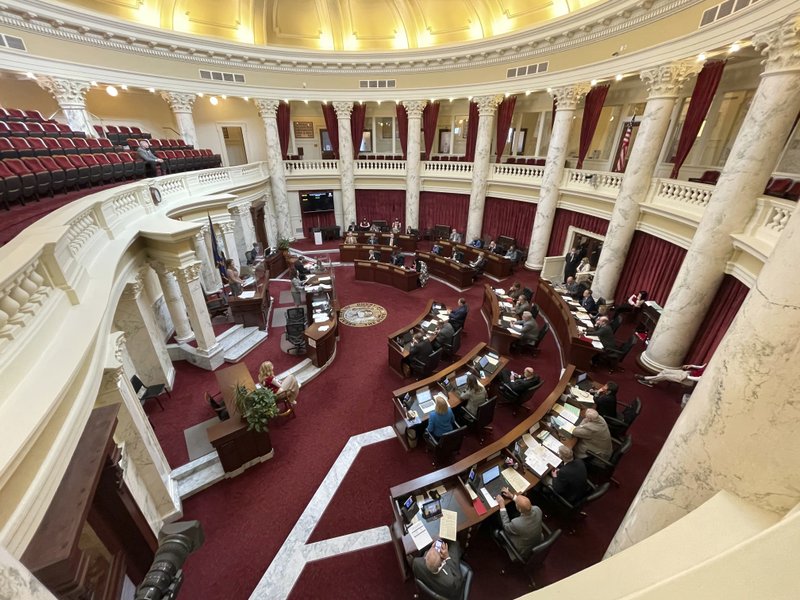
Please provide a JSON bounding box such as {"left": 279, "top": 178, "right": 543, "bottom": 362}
{"left": 307, "top": 338, "right": 317, "bottom": 348}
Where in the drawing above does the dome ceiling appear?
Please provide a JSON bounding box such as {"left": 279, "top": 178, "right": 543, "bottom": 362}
{"left": 59, "top": 0, "right": 605, "bottom": 51}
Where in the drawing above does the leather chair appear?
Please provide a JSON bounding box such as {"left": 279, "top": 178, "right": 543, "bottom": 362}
{"left": 286, "top": 307, "right": 306, "bottom": 326}
{"left": 609, "top": 314, "right": 623, "bottom": 333}
{"left": 411, "top": 347, "right": 443, "bottom": 378}
{"left": 283, "top": 322, "right": 307, "bottom": 355}
{"left": 131, "top": 375, "right": 170, "bottom": 411}
{"left": 516, "top": 322, "right": 549, "bottom": 356}
{"left": 461, "top": 396, "right": 496, "bottom": 444}
{"left": 596, "top": 334, "right": 638, "bottom": 373}
{"left": 606, "top": 396, "right": 641, "bottom": 439}
{"left": 498, "top": 378, "right": 544, "bottom": 416}
{"left": 441, "top": 327, "right": 462, "bottom": 360}
{"left": 541, "top": 480, "right": 611, "bottom": 532}
{"left": 206, "top": 391, "right": 229, "bottom": 421}
{"left": 414, "top": 559, "right": 473, "bottom": 600}
{"left": 424, "top": 425, "right": 467, "bottom": 466}
{"left": 585, "top": 434, "right": 633, "bottom": 486}
{"left": 493, "top": 523, "right": 562, "bottom": 588}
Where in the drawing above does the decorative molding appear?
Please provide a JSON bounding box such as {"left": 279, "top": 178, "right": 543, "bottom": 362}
{"left": 218, "top": 221, "right": 236, "bottom": 235}
{"left": 641, "top": 60, "right": 703, "bottom": 98}
{"left": 173, "top": 263, "right": 202, "bottom": 284}
{"left": 98, "top": 366, "right": 125, "bottom": 398}
{"left": 253, "top": 98, "right": 280, "bottom": 119}
{"left": 551, "top": 84, "right": 591, "bottom": 110}
{"left": 332, "top": 101, "right": 353, "bottom": 119}
{"left": 120, "top": 274, "right": 144, "bottom": 301}
{"left": 36, "top": 75, "right": 90, "bottom": 107}
{"left": 228, "top": 203, "right": 252, "bottom": 217}
{"left": 160, "top": 91, "right": 196, "bottom": 113}
{"left": 475, "top": 94, "right": 503, "bottom": 117}
{"left": 401, "top": 100, "right": 427, "bottom": 119}
{"left": 753, "top": 15, "right": 800, "bottom": 74}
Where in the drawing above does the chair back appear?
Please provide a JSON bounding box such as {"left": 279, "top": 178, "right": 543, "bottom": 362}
{"left": 527, "top": 525, "right": 562, "bottom": 568}
{"left": 522, "top": 287, "right": 534, "bottom": 300}
{"left": 610, "top": 314, "right": 622, "bottom": 333}
{"left": 434, "top": 425, "right": 466, "bottom": 463}
{"left": 423, "top": 347, "right": 443, "bottom": 376}
{"left": 610, "top": 434, "right": 633, "bottom": 465}
{"left": 415, "top": 560, "right": 473, "bottom": 600}
{"left": 130, "top": 375, "right": 144, "bottom": 393}
{"left": 532, "top": 323, "right": 549, "bottom": 349}
{"left": 286, "top": 307, "right": 306, "bottom": 324}
{"left": 584, "top": 481, "right": 611, "bottom": 507}
{"left": 529, "top": 303, "right": 540, "bottom": 320}
{"left": 474, "top": 397, "right": 496, "bottom": 430}
{"left": 448, "top": 327, "right": 463, "bottom": 356}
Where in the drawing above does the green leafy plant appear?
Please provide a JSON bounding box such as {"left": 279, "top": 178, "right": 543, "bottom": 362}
{"left": 277, "top": 237, "right": 292, "bottom": 252}
{"left": 234, "top": 384, "right": 279, "bottom": 432}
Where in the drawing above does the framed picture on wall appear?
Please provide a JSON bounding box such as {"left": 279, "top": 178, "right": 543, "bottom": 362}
{"left": 438, "top": 129, "right": 451, "bottom": 154}
{"left": 293, "top": 121, "right": 314, "bottom": 138}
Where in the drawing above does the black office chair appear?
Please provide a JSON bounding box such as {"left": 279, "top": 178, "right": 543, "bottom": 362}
{"left": 283, "top": 322, "right": 307, "bottom": 355}
{"left": 493, "top": 523, "right": 562, "bottom": 588}
{"left": 461, "top": 396, "right": 496, "bottom": 444}
{"left": 516, "top": 323, "right": 549, "bottom": 356}
{"left": 498, "top": 379, "right": 544, "bottom": 416}
{"left": 442, "top": 327, "right": 462, "bottom": 360}
{"left": 204, "top": 289, "right": 229, "bottom": 319}
{"left": 596, "top": 334, "right": 638, "bottom": 373}
{"left": 411, "top": 347, "right": 443, "bottom": 378}
{"left": 529, "top": 304, "right": 540, "bottom": 320}
{"left": 521, "top": 287, "right": 534, "bottom": 301}
{"left": 286, "top": 306, "right": 306, "bottom": 326}
{"left": 606, "top": 397, "right": 641, "bottom": 439}
{"left": 414, "top": 559, "right": 473, "bottom": 600}
{"left": 586, "top": 434, "right": 633, "bottom": 486}
{"left": 206, "top": 391, "right": 229, "bottom": 421}
{"left": 609, "top": 314, "right": 623, "bottom": 333}
{"left": 131, "top": 375, "right": 170, "bottom": 411}
{"left": 541, "top": 480, "right": 611, "bottom": 533}
{"left": 424, "top": 425, "right": 467, "bottom": 466}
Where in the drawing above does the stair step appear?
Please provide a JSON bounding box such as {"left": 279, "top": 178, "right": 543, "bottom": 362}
{"left": 224, "top": 328, "right": 268, "bottom": 362}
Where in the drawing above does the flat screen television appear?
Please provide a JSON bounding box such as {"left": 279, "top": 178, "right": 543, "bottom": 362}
{"left": 300, "top": 190, "right": 334, "bottom": 213}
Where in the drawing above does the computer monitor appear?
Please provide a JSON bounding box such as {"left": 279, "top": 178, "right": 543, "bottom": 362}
{"left": 453, "top": 251, "right": 464, "bottom": 263}
{"left": 455, "top": 374, "right": 469, "bottom": 388}
{"left": 482, "top": 464, "right": 501, "bottom": 485}
{"left": 576, "top": 372, "right": 588, "bottom": 385}
{"left": 479, "top": 356, "right": 490, "bottom": 369}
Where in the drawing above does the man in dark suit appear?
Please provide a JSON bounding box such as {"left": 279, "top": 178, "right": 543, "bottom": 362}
{"left": 550, "top": 445, "right": 590, "bottom": 504}
{"left": 581, "top": 289, "right": 598, "bottom": 315}
{"left": 564, "top": 247, "right": 582, "bottom": 282}
{"left": 412, "top": 540, "right": 465, "bottom": 599}
{"left": 391, "top": 249, "right": 404, "bottom": 267}
{"left": 586, "top": 316, "right": 617, "bottom": 350}
{"left": 433, "top": 321, "right": 455, "bottom": 351}
{"left": 402, "top": 332, "right": 433, "bottom": 377}
{"left": 591, "top": 381, "right": 619, "bottom": 419}
{"left": 499, "top": 367, "right": 541, "bottom": 393}
{"left": 494, "top": 490, "right": 543, "bottom": 558}
{"left": 449, "top": 298, "right": 468, "bottom": 331}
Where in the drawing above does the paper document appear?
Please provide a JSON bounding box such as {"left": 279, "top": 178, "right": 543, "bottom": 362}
{"left": 438, "top": 510, "right": 458, "bottom": 541}
{"left": 540, "top": 433, "right": 563, "bottom": 455}
{"left": 502, "top": 315, "right": 515, "bottom": 322}
{"left": 495, "top": 288, "right": 506, "bottom": 295}
{"left": 585, "top": 335, "right": 599, "bottom": 341}
{"left": 523, "top": 444, "right": 555, "bottom": 476}
{"left": 592, "top": 341, "right": 604, "bottom": 349}
{"left": 239, "top": 291, "right": 256, "bottom": 299}
{"left": 522, "top": 433, "right": 536, "bottom": 447}
{"left": 242, "top": 276, "right": 256, "bottom": 287}
{"left": 318, "top": 325, "right": 329, "bottom": 332}
{"left": 507, "top": 327, "right": 521, "bottom": 335}
{"left": 502, "top": 468, "right": 529, "bottom": 494}
{"left": 408, "top": 520, "right": 433, "bottom": 551}
{"left": 553, "top": 404, "right": 580, "bottom": 424}
{"left": 480, "top": 488, "right": 498, "bottom": 508}
{"left": 551, "top": 415, "right": 576, "bottom": 434}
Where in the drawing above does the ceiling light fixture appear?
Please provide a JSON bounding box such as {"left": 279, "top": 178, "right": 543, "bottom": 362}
{"left": 243, "top": 96, "right": 249, "bottom": 101}
{"left": 209, "top": 96, "right": 219, "bottom": 106}
{"left": 198, "top": 93, "right": 204, "bottom": 98}
{"left": 25, "top": 72, "right": 36, "bottom": 79}
{"left": 106, "top": 85, "right": 118, "bottom": 97}
{"left": 525, "top": 91, "right": 532, "bottom": 96}
{"left": 221, "top": 94, "right": 227, "bottom": 100}
{"left": 90, "top": 80, "right": 98, "bottom": 86}
{"left": 729, "top": 42, "right": 741, "bottom": 53}
{"left": 615, "top": 74, "right": 623, "bottom": 81}
{"left": 697, "top": 53, "right": 706, "bottom": 62}
{"left": 148, "top": 87, "right": 156, "bottom": 93}
{"left": 120, "top": 85, "right": 128, "bottom": 90}
{"left": 590, "top": 79, "right": 598, "bottom": 86}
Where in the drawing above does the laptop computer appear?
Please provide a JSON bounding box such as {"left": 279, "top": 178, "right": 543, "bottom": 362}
{"left": 477, "top": 355, "right": 498, "bottom": 374}
{"left": 416, "top": 388, "right": 436, "bottom": 414}
{"left": 575, "top": 372, "right": 593, "bottom": 391}
{"left": 480, "top": 464, "right": 509, "bottom": 498}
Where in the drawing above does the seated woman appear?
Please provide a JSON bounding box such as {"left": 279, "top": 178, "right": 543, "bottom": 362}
{"left": 574, "top": 257, "right": 593, "bottom": 283}
{"left": 344, "top": 230, "right": 358, "bottom": 244}
{"left": 225, "top": 259, "right": 244, "bottom": 297}
{"left": 456, "top": 374, "right": 487, "bottom": 421}
{"left": 391, "top": 218, "right": 402, "bottom": 234}
{"left": 257, "top": 361, "right": 301, "bottom": 407}
{"left": 628, "top": 290, "right": 649, "bottom": 308}
{"left": 427, "top": 395, "right": 457, "bottom": 441}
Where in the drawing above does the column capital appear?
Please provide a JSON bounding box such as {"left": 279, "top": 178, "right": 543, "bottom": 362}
{"left": 37, "top": 77, "right": 91, "bottom": 108}
{"left": 402, "top": 100, "right": 427, "bottom": 119}
{"left": 99, "top": 365, "right": 126, "bottom": 398}
{"left": 172, "top": 263, "right": 202, "bottom": 285}
{"left": 194, "top": 230, "right": 207, "bottom": 245}
{"left": 332, "top": 101, "right": 353, "bottom": 119}
{"left": 149, "top": 260, "right": 168, "bottom": 277}
{"left": 254, "top": 98, "right": 281, "bottom": 119}
{"left": 753, "top": 16, "right": 800, "bottom": 74}
{"left": 475, "top": 95, "right": 504, "bottom": 117}
{"left": 120, "top": 274, "right": 144, "bottom": 301}
{"left": 228, "top": 203, "right": 251, "bottom": 217}
{"left": 160, "top": 92, "right": 196, "bottom": 113}
{"left": 551, "top": 84, "right": 591, "bottom": 111}
{"left": 640, "top": 60, "right": 702, "bottom": 99}
{"left": 218, "top": 220, "right": 236, "bottom": 235}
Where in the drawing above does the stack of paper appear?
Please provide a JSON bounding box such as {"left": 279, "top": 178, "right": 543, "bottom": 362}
{"left": 502, "top": 468, "right": 529, "bottom": 494}
{"left": 539, "top": 432, "right": 563, "bottom": 455}
{"left": 551, "top": 415, "right": 576, "bottom": 434}
{"left": 486, "top": 355, "right": 499, "bottom": 367}
{"left": 408, "top": 521, "right": 433, "bottom": 551}
{"left": 554, "top": 403, "right": 581, "bottom": 424}
{"left": 523, "top": 443, "right": 560, "bottom": 476}
{"left": 570, "top": 387, "right": 595, "bottom": 406}
{"left": 239, "top": 291, "right": 256, "bottom": 299}
{"left": 439, "top": 510, "right": 458, "bottom": 541}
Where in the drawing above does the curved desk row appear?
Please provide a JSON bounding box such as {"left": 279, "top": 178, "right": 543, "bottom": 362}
{"left": 481, "top": 284, "right": 519, "bottom": 356}
{"left": 534, "top": 279, "right": 595, "bottom": 372}
{"left": 303, "top": 272, "right": 339, "bottom": 368}
{"left": 339, "top": 243, "right": 397, "bottom": 263}
{"left": 354, "top": 260, "right": 419, "bottom": 293}
{"left": 346, "top": 231, "right": 418, "bottom": 251}
{"left": 437, "top": 240, "right": 513, "bottom": 280}
{"left": 387, "top": 299, "right": 449, "bottom": 376}
{"left": 416, "top": 251, "right": 476, "bottom": 290}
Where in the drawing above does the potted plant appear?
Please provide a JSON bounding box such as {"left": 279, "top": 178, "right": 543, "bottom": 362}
{"left": 234, "top": 384, "right": 280, "bottom": 432}
{"left": 277, "top": 237, "right": 292, "bottom": 257}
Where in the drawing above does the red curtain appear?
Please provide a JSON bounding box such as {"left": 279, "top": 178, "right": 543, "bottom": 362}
{"left": 670, "top": 61, "right": 726, "bottom": 178}
{"left": 321, "top": 104, "right": 340, "bottom": 159}
{"left": 419, "top": 192, "right": 469, "bottom": 233}
{"left": 576, "top": 85, "right": 609, "bottom": 169}
{"left": 546, "top": 209, "right": 609, "bottom": 255}
{"left": 684, "top": 274, "right": 749, "bottom": 365}
{"left": 494, "top": 96, "right": 517, "bottom": 163}
{"left": 422, "top": 101, "right": 440, "bottom": 160}
{"left": 350, "top": 103, "right": 367, "bottom": 159}
{"left": 482, "top": 197, "right": 536, "bottom": 247}
{"left": 355, "top": 190, "right": 406, "bottom": 226}
{"left": 301, "top": 210, "right": 336, "bottom": 235}
{"left": 465, "top": 101, "right": 479, "bottom": 162}
{"left": 277, "top": 101, "right": 291, "bottom": 159}
{"left": 396, "top": 104, "right": 408, "bottom": 159}
{"left": 613, "top": 231, "right": 686, "bottom": 304}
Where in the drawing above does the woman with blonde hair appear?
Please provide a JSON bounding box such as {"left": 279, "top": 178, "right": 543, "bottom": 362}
{"left": 258, "top": 360, "right": 301, "bottom": 406}
{"left": 426, "top": 395, "right": 457, "bottom": 441}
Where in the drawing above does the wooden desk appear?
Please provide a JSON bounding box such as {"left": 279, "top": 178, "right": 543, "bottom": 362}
{"left": 349, "top": 231, "right": 418, "bottom": 251}
{"left": 262, "top": 251, "right": 287, "bottom": 278}
{"left": 229, "top": 282, "right": 271, "bottom": 330}
{"left": 207, "top": 364, "right": 273, "bottom": 474}
{"left": 339, "top": 243, "right": 395, "bottom": 263}
{"left": 416, "top": 251, "right": 475, "bottom": 289}
{"left": 386, "top": 300, "right": 449, "bottom": 376}
{"left": 438, "top": 241, "right": 513, "bottom": 280}
{"left": 390, "top": 342, "right": 509, "bottom": 450}
{"left": 305, "top": 315, "right": 338, "bottom": 367}
{"left": 354, "top": 260, "right": 419, "bottom": 292}
{"left": 534, "top": 280, "right": 596, "bottom": 371}
{"left": 388, "top": 365, "right": 575, "bottom": 577}
{"left": 481, "top": 284, "right": 520, "bottom": 355}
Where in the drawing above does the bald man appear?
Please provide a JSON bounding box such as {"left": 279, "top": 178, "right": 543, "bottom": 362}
{"left": 572, "top": 408, "right": 612, "bottom": 460}
{"left": 411, "top": 540, "right": 464, "bottom": 598}
{"left": 494, "top": 488, "right": 543, "bottom": 558}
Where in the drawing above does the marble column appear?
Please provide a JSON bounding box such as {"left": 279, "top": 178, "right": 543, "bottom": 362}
{"left": 333, "top": 101, "right": 356, "bottom": 227}
{"left": 193, "top": 227, "right": 220, "bottom": 292}
{"left": 641, "top": 19, "right": 800, "bottom": 371}
{"left": 228, "top": 203, "right": 256, "bottom": 264}
{"left": 402, "top": 100, "right": 426, "bottom": 230}
{"left": 263, "top": 187, "right": 279, "bottom": 248}
{"left": 96, "top": 341, "right": 179, "bottom": 535}
{"left": 466, "top": 95, "right": 503, "bottom": 242}
{"left": 172, "top": 263, "right": 218, "bottom": 353}
{"left": 525, "top": 84, "right": 590, "bottom": 270}
{"left": 608, "top": 183, "right": 800, "bottom": 556}
{"left": 160, "top": 92, "right": 197, "bottom": 147}
{"left": 36, "top": 77, "right": 96, "bottom": 137}
{"left": 218, "top": 221, "right": 239, "bottom": 269}
{"left": 593, "top": 61, "right": 700, "bottom": 300}
{"left": 152, "top": 263, "right": 194, "bottom": 343}
{"left": 254, "top": 99, "right": 293, "bottom": 240}
{"left": 113, "top": 275, "right": 175, "bottom": 390}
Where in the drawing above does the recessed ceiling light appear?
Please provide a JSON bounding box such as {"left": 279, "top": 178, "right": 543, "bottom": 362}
{"left": 615, "top": 74, "right": 623, "bottom": 81}
{"left": 120, "top": 85, "right": 128, "bottom": 90}
{"left": 198, "top": 92, "right": 204, "bottom": 97}
{"left": 106, "top": 85, "right": 118, "bottom": 97}
{"left": 90, "top": 80, "right": 98, "bottom": 86}
{"left": 221, "top": 94, "right": 227, "bottom": 100}
{"left": 590, "top": 79, "right": 598, "bottom": 86}
{"left": 729, "top": 42, "right": 741, "bottom": 53}
{"left": 148, "top": 87, "right": 156, "bottom": 93}
{"left": 697, "top": 53, "right": 706, "bottom": 61}
{"left": 25, "top": 72, "right": 36, "bottom": 79}
{"left": 209, "top": 96, "right": 219, "bottom": 105}
{"left": 525, "top": 91, "right": 531, "bottom": 96}
{"left": 243, "top": 96, "right": 249, "bottom": 101}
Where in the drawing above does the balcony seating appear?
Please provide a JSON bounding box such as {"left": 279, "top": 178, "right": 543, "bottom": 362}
{"left": 25, "top": 122, "right": 46, "bottom": 137}
{"left": 93, "top": 125, "right": 105, "bottom": 137}
{"left": 51, "top": 155, "right": 82, "bottom": 189}
{"left": 5, "top": 158, "right": 49, "bottom": 198}
{"left": 72, "top": 137, "right": 92, "bottom": 154}
{"left": 0, "top": 138, "right": 16, "bottom": 159}
{"left": 783, "top": 180, "right": 800, "bottom": 201}
{"left": 43, "top": 137, "right": 62, "bottom": 154}
{"left": 9, "top": 137, "right": 35, "bottom": 158}
{"left": 24, "top": 110, "right": 46, "bottom": 122}
{"left": 0, "top": 161, "right": 25, "bottom": 208}
{"left": 64, "top": 155, "right": 92, "bottom": 187}
{"left": 23, "top": 157, "right": 65, "bottom": 194}
{"left": 102, "top": 153, "right": 126, "bottom": 181}
{"left": 80, "top": 154, "right": 105, "bottom": 184}
{"left": 688, "top": 170, "right": 721, "bottom": 185}
{"left": 764, "top": 177, "right": 793, "bottom": 198}
{"left": 41, "top": 122, "right": 62, "bottom": 137}
{"left": 92, "top": 154, "right": 118, "bottom": 182}
{"left": 0, "top": 122, "right": 11, "bottom": 136}
{"left": 7, "top": 121, "right": 29, "bottom": 137}
{"left": 2, "top": 108, "right": 25, "bottom": 121}
{"left": 57, "top": 138, "right": 78, "bottom": 155}
{"left": 26, "top": 138, "right": 50, "bottom": 157}
{"left": 39, "top": 156, "right": 75, "bottom": 192}
{"left": 119, "top": 151, "right": 146, "bottom": 178}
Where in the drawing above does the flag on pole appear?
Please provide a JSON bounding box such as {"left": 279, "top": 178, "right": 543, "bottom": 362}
{"left": 614, "top": 119, "right": 634, "bottom": 173}
{"left": 207, "top": 213, "right": 227, "bottom": 279}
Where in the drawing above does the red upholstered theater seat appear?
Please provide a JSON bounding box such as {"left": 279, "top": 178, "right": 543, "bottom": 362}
{"left": 93, "top": 153, "right": 119, "bottom": 181}
{"left": 7, "top": 122, "right": 29, "bottom": 137}
{"left": 173, "top": 149, "right": 189, "bottom": 171}
{"left": 783, "top": 181, "right": 800, "bottom": 201}
{"left": 5, "top": 108, "right": 25, "bottom": 122}
{"left": 72, "top": 137, "right": 91, "bottom": 154}
{"left": 56, "top": 123, "right": 75, "bottom": 137}
{"left": 127, "top": 138, "right": 140, "bottom": 149}
{"left": 85, "top": 138, "right": 102, "bottom": 153}
{"left": 0, "top": 108, "right": 11, "bottom": 121}
{"left": 23, "top": 110, "right": 45, "bottom": 122}
{"left": 118, "top": 125, "right": 132, "bottom": 136}
{"left": 688, "top": 170, "right": 721, "bottom": 185}
{"left": 764, "top": 177, "right": 792, "bottom": 198}
{"left": 0, "top": 160, "right": 25, "bottom": 209}
{"left": 81, "top": 154, "right": 108, "bottom": 184}
{"left": 24, "top": 156, "right": 64, "bottom": 194}
{"left": 0, "top": 137, "right": 18, "bottom": 159}
{"left": 118, "top": 151, "right": 145, "bottom": 178}
{"left": 93, "top": 125, "right": 105, "bottom": 137}
{"left": 0, "top": 122, "right": 12, "bottom": 136}
{"left": 65, "top": 155, "right": 93, "bottom": 187}
{"left": 39, "top": 155, "right": 74, "bottom": 192}
{"left": 97, "top": 138, "right": 114, "bottom": 151}
{"left": 57, "top": 138, "right": 78, "bottom": 155}
{"left": 4, "top": 158, "right": 45, "bottom": 200}
{"left": 43, "top": 137, "right": 61, "bottom": 154}
{"left": 51, "top": 155, "right": 82, "bottom": 190}
{"left": 41, "top": 122, "right": 61, "bottom": 137}
{"left": 26, "top": 137, "right": 51, "bottom": 157}
{"left": 25, "top": 122, "right": 46, "bottom": 137}
{"left": 505, "top": 157, "right": 516, "bottom": 164}
{"left": 104, "top": 152, "right": 126, "bottom": 180}
{"left": 149, "top": 139, "right": 162, "bottom": 149}
{"left": 10, "top": 137, "right": 35, "bottom": 158}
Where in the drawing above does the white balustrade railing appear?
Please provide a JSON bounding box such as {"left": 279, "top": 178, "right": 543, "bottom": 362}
{"left": 562, "top": 169, "right": 623, "bottom": 197}
{"left": 491, "top": 162, "right": 545, "bottom": 183}
{"left": 649, "top": 178, "right": 715, "bottom": 209}
{"left": 742, "top": 196, "right": 797, "bottom": 251}
{"left": 420, "top": 160, "right": 474, "bottom": 177}
{"left": 284, "top": 159, "right": 339, "bottom": 175}
{"left": 354, "top": 159, "right": 406, "bottom": 173}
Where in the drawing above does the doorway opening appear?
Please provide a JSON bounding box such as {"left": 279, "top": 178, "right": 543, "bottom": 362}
{"left": 221, "top": 126, "right": 248, "bottom": 166}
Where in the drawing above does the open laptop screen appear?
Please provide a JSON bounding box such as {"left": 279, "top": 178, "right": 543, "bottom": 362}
{"left": 455, "top": 374, "right": 469, "bottom": 388}
{"left": 482, "top": 464, "right": 501, "bottom": 485}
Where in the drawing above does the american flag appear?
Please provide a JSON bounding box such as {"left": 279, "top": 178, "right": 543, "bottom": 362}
{"left": 614, "top": 119, "right": 634, "bottom": 173}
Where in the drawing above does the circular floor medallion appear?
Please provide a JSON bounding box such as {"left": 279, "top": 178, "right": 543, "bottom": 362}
{"left": 339, "top": 302, "right": 388, "bottom": 327}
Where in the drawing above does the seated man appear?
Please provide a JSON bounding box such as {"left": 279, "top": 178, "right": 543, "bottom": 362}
{"left": 635, "top": 363, "right": 706, "bottom": 387}
{"left": 344, "top": 230, "right": 358, "bottom": 244}
{"left": 368, "top": 249, "right": 380, "bottom": 262}
{"left": 347, "top": 221, "right": 357, "bottom": 232}
{"left": 499, "top": 367, "right": 541, "bottom": 394}
{"left": 572, "top": 409, "right": 612, "bottom": 460}
{"left": 507, "top": 281, "right": 523, "bottom": 300}
{"left": 412, "top": 540, "right": 465, "bottom": 599}
{"left": 433, "top": 320, "right": 455, "bottom": 351}
{"left": 550, "top": 445, "right": 590, "bottom": 504}
{"left": 431, "top": 244, "right": 443, "bottom": 256}
{"left": 505, "top": 245, "right": 520, "bottom": 262}
{"left": 469, "top": 252, "right": 487, "bottom": 270}
{"left": 359, "top": 218, "right": 370, "bottom": 230}
{"left": 391, "top": 249, "right": 404, "bottom": 267}
{"left": 448, "top": 298, "right": 468, "bottom": 331}
{"left": 487, "top": 240, "right": 500, "bottom": 254}
{"left": 452, "top": 250, "right": 465, "bottom": 263}
{"left": 401, "top": 332, "right": 433, "bottom": 377}
{"left": 581, "top": 289, "right": 598, "bottom": 315}
{"left": 137, "top": 139, "right": 167, "bottom": 177}
{"left": 449, "top": 228, "right": 462, "bottom": 243}
{"left": 367, "top": 234, "right": 379, "bottom": 245}
{"left": 590, "top": 381, "right": 619, "bottom": 419}
{"left": 513, "top": 295, "right": 531, "bottom": 318}
{"left": 494, "top": 489, "right": 543, "bottom": 558}
{"left": 511, "top": 311, "right": 539, "bottom": 347}
{"left": 369, "top": 222, "right": 381, "bottom": 233}
{"left": 584, "top": 316, "right": 617, "bottom": 350}
{"left": 469, "top": 238, "right": 484, "bottom": 248}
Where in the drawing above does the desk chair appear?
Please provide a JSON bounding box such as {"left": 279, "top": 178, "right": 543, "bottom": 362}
{"left": 606, "top": 397, "right": 641, "bottom": 439}
{"left": 424, "top": 425, "right": 467, "bottom": 466}
{"left": 461, "top": 396, "right": 496, "bottom": 444}
{"left": 411, "top": 347, "right": 443, "bottom": 379}
{"left": 515, "top": 323, "right": 549, "bottom": 356}
{"left": 595, "top": 334, "right": 638, "bottom": 373}
{"left": 441, "top": 327, "right": 462, "bottom": 360}
{"left": 498, "top": 379, "right": 544, "bottom": 416}
{"left": 204, "top": 289, "right": 229, "bottom": 319}
{"left": 585, "top": 434, "right": 632, "bottom": 486}
{"left": 414, "top": 560, "right": 473, "bottom": 600}
{"left": 609, "top": 314, "right": 623, "bottom": 333}
{"left": 541, "top": 480, "right": 611, "bottom": 534}
{"left": 206, "top": 391, "right": 229, "bottom": 421}
{"left": 286, "top": 307, "right": 306, "bottom": 326}
{"left": 493, "top": 523, "right": 562, "bottom": 588}
{"left": 131, "top": 375, "right": 170, "bottom": 411}
{"left": 283, "top": 322, "right": 307, "bottom": 356}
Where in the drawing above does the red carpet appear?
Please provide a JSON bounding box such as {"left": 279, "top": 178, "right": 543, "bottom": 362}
{"left": 144, "top": 262, "right": 684, "bottom": 599}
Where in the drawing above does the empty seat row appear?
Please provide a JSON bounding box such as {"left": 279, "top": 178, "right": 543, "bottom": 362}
{"left": 0, "top": 121, "right": 86, "bottom": 138}
{"left": 154, "top": 149, "right": 221, "bottom": 172}
{"left": 0, "top": 108, "right": 50, "bottom": 123}
{"left": 126, "top": 138, "right": 193, "bottom": 151}
{"left": 505, "top": 157, "right": 546, "bottom": 166}
{"left": 356, "top": 154, "right": 405, "bottom": 161}
{"left": 764, "top": 177, "right": 800, "bottom": 201}
{"left": 94, "top": 124, "right": 151, "bottom": 142}
{"left": 430, "top": 155, "right": 469, "bottom": 162}
{"left": 0, "top": 136, "right": 117, "bottom": 158}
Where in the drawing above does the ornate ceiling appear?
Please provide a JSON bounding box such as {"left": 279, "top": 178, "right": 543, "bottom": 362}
{"left": 58, "top": 0, "right": 604, "bottom": 51}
